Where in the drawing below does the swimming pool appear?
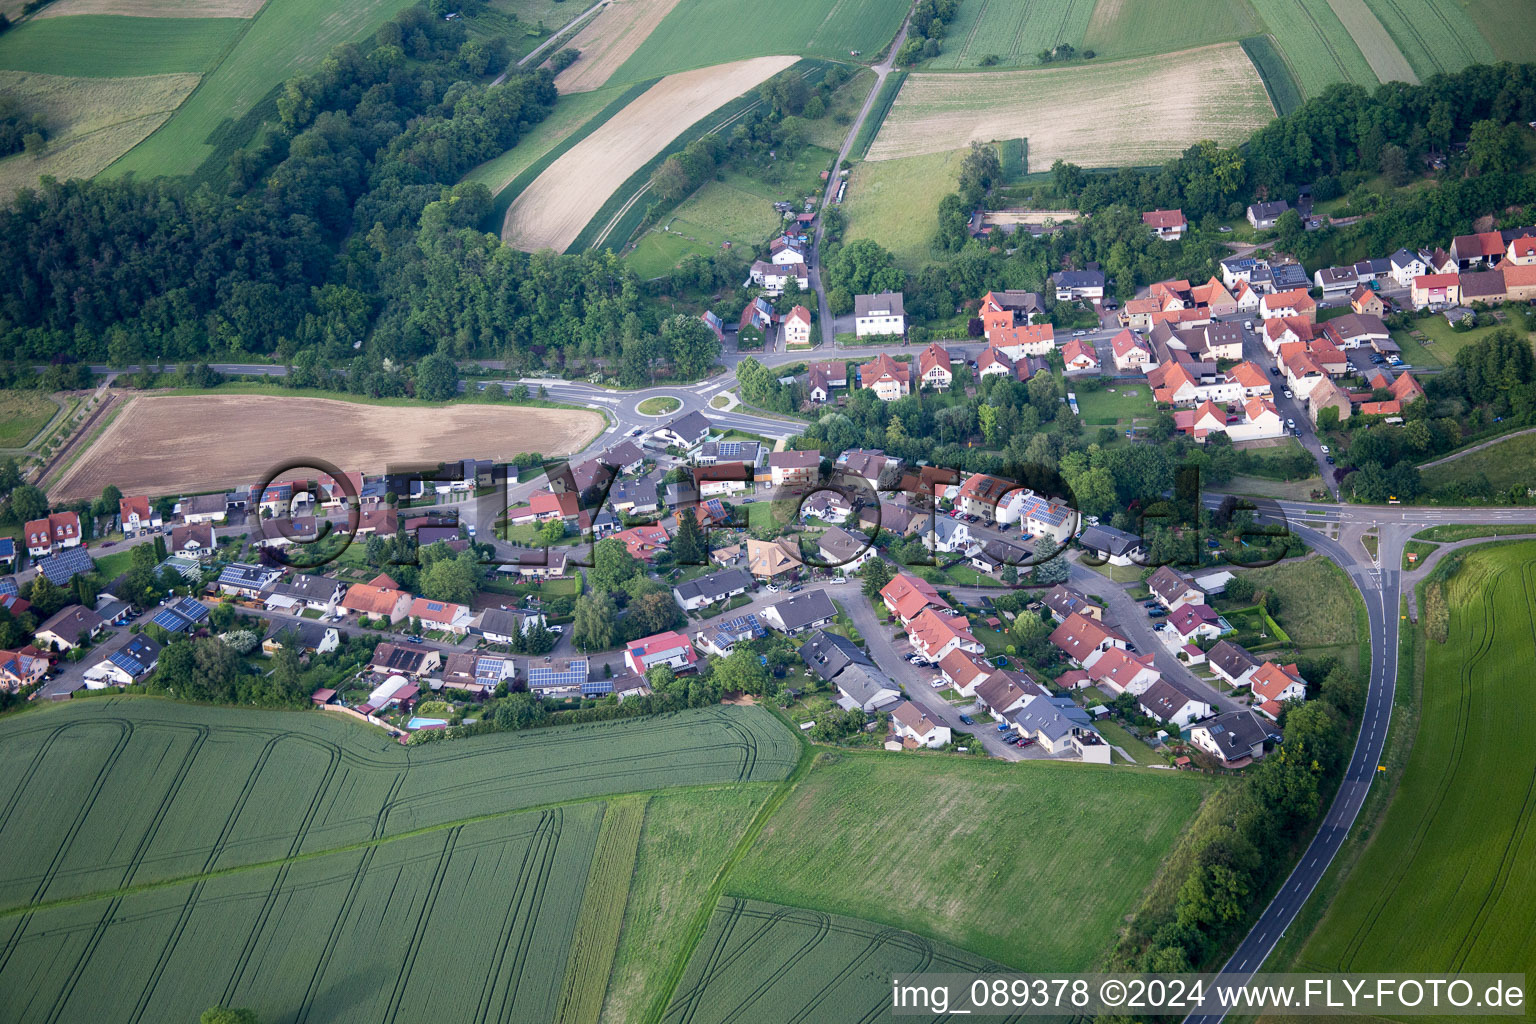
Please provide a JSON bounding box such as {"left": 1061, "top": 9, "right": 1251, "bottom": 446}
{"left": 406, "top": 717, "right": 448, "bottom": 730}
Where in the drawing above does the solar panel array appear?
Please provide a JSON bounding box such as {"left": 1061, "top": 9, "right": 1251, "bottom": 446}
{"left": 152, "top": 597, "right": 209, "bottom": 634}
{"left": 37, "top": 546, "right": 95, "bottom": 585}
{"left": 0, "top": 577, "right": 16, "bottom": 596}
{"left": 527, "top": 658, "right": 589, "bottom": 691}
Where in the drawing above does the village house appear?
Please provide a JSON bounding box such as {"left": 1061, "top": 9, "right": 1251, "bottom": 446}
{"left": 1137, "top": 679, "right": 1213, "bottom": 728}
{"left": 889, "top": 701, "right": 952, "bottom": 749}
{"left": 1042, "top": 584, "right": 1101, "bottom": 622}
{"left": 1411, "top": 272, "right": 1461, "bottom": 309}
{"left": 746, "top": 538, "right": 802, "bottom": 581}
{"left": 672, "top": 567, "right": 755, "bottom": 612}
{"left": 1142, "top": 208, "right": 1186, "bottom": 240}
{"left": 817, "top": 526, "right": 875, "bottom": 572}
{"left": 956, "top": 473, "right": 1016, "bottom": 522}
{"left": 82, "top": 634, "right": 161, "bottom": 689}
{"left": 1110, "top": 328, "right": 1154, "bottom": 371}
{"left": 471, "top": 608, "right": 534, "bottom": 645}
{"left": 738, "top": 296, "right": 774, "bottom": 343}
{"left": 1166, "top": 602, "right": 1228, "bottom": 642}
{"left": 881, "top": 572, "right": 948, "bottom": 625}
{"left": 907, "top": 608, "right": 983, "bottom": 662}
{"left": 1250, "top": 660, "right": 1308, "bottom": 719}
{"left": 858, "top": 353, "right": 910, "bottom": 400}
{"left": 1207, "top": 639, "right": 1262, "bottom": 687}
{"left": 782, "top": 304, "right": 813, "bottom": 347}
{"left": 170, "top": 522, "right": 216, "bottom": 559}
{"left": 175, "top": 493, "right": 227, "bottom": 524}
{"left": 1308, "top": 378, "right": 1353, "bottom": 426}
{"left": 1051, "top": 266, "right": 1105, "bottom": 302}
{"left": 1349, "top": 285, "right": 1385, "bottom": 317}
{"left": 1146, "top": 566, "right": 1207, "bottom": 611}
{"left": 1076, "top": 524, "right": 1146, "bottom": 567}
{"left": 918, "top": 342, "right": 953, "bottom": 389}
{"left": 761, "top": 589, "right": 837, "bottom": 635}
{"left": 1259, "top": 288, "right": 1317, "bottom": 322}
{"left": 1246, "top": 199, "right": 1289, "bottom": 230}
{"left": 24, "top": 511, "right": 82, "bottom": 558}
{"left": 769, "top": 449, "right": 820, "bottom": 487}
{"left": 0, "top": 647, "right": 48, "bottom": 691}
{"left": 440, "top": 651, "right": 516, "bottom": 695}
{"left": 118, "top": 495, "right": 161, "bottom": 534}
{"left": 1190, "top": 709, "right": 1274, "bottom": 766}
{"left": 1010, "top": 696, "right": 1110, "bottom": 762}
{"left": 409, "top": 597, "right": 473, "bottom": 635}
{"left": 977, "top": 290, "right": 1045, "bottom": 343}
{"left": 1090, "top": 647, "right": 1161, "bottom": 696}
{"left": 749, "top": 261, "right": 809, "bottom": 296}
{"left": 853, "top": 291, "right": 906, "bottom": 338}
{"left": 769, "top": 234, "right": 807, "bottom": 265}
{"left": 989, "top": 321, "right": 1055, "bottom": 360}
{"left": 924, "top": 515, "right": 973, "bottom": 556}
{"left": 217, "top": 562, "right": 284, "bottom": 599}
{"left": 263, "top": 574, "right": 345, "bottom": 615}
{"left": 974, "top": 669, "right": 1045, "bottom": 718}
{"left": 262, "top": 621, "right": 340, "bottom": 657}
{"left": 938, "top": 648, "right": 993, "bottom": 695}
{"left": 369, "top": 642, "right": 442, "bottom": 679}
{"left": 806, "top": 361, "right": 846, "bottom": 403}
{"left": 1060, "top": 338, "right": 1100, "bottom": 373}
{"left": 624, "top": 630, "right": 697, "bottom": 676}
{"left": 614, "top": 523, "right": 670, "bottom": 561}
{"left": 651, "top": 411, "right": 712, "bottom": 452}
{"left": 340, "top": 573, "right": 413, "bottom": 622}
{"left": 1049, "top": 612, "right": 1128, "bottom": 671}
{"left": 36, "top": 605, "right": 106, "bottom": 651}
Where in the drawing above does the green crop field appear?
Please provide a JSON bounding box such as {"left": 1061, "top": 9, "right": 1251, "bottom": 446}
{"left": 1081, "top": 0, "right": 1264, "bottom": 59}
{"left": 842, "top": 147, "right": 965, "bottom": 270}
{"left": 662, "top": 897, "right": 1008, "bottom": 1024}
{"left": 0, "top": 15, "right": 243, "bottom": 77}
{"left": 461, "top": 85, "right": 623, "bottom": 197}
{"left": 600, "top": 786, "right": 772, "bottom": 1024}
{"left": 1329, "top": 0, "right": 1417, "bottom": 83}
{"left": 0, "top": 699, "right": 797, "bottom": 1022}
{"left": 606, "top": 0, "right": 905, "bottom": 86}
{"left": 0, "top": 699, "right": 796, "bottom": 912}
{"left": 1421, "top": 432, "right": 1536, "bottom": 496}
{"left": 1294, "top": 542, "right": 1536, "bottom": 976}
{"left": 1246, "top": 0, "right": 1379, "bottom": 97}
{"left": 927, "top": 0, "right": 1096, "bottom": 69}
{"left": 1362, "top": 0, "right": 1494, "bottom": 78}
{"left": 106, "top": 0, "right": 422, "bottom": 179}
{"left": 1462, "top": 0, "right": 1536, "bottom": 63}
{"left": 0, "top": 391, "right": 58, "bottom": 449}
{"left": 726, "top": 753, "right": 1211, "bottom": 969}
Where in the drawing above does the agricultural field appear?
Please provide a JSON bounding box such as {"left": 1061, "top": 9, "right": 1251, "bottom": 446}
{"left": 1328, "top": 0, "right": 1417, "bottom": 83}
{"left": 1361, "top": 0, "right": 1493, "bottom": 78}
{"left": 0, "top": 390, "right": 58, "bottom": 449}
{"left": 841, "top": 147, "right": 966, "bottom": 270}
{"left": 104, "top": 0, "right": 424, "bottom": 179}
{"left": 1080, "top": 0, "right": 1264, "bottom": 60}
{"left": 0, "top": 70, "right": 200, "bottom": 199}
{"left": 662, "top": 897, "right": 1009, "bottom": 1024}
{"left": 1420, "top": 431, "right": 1536, "bottom": 496}
{"left": 0, "top": 14, "right": 243, "bottom": 76}
{"left": 504, "top": 55, "right": 796, "bottom": 252}
{"left": 48, "top": 392, "right": 605, "bottom": 501}
{"left": 1292, "top": 542, "right": 1536, "bottom": 977}
{"left": 1245, "top": 0, "right": 1379, "bottom": 97}
{"left": 605, "top": 0, "right": 905, "bottom": 86}
{"left": 0, "top": 699, "right": 796, "bottom": 911}
{"left": 1462, "top": 0, "right": 1536, "bottom": 63}
{"left": 925, "top": 0, "right": 1096, "bottom": 69}
{"left": 599, "top": 786, "right": 773, "bottom": 1024}
{"left": 0, "top": 699, "right": 799, "bottom": 1023}
{"left": 550, "top": 0, "right": 682, "bottom": 93}
{"left": 865, "top": 44, "right": 1274, "bottom": 168}
{"left": 726, "top": 752, "right": 1211, "bottom": 969}
{"left": 802, "top": 67, "right": 873, "bottom": 149}
{"left": 460, "top": 85, "right": 623, "bottom": 196}
{"left": 36, "top": 0, "right": 266, "bottom": 15}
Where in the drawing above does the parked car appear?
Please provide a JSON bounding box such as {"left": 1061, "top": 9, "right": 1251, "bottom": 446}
{"left": 1326, "top": 455, "right": 1336, "bottom": 465}
{"left": 1243, "top": 321, "right": 1253, "bottom": 331}
{"left": 1319, "top": 444, "right": 1330, "bottom": 454}
{"left": 766, "top": 584, "right": 780, "bottom": 593}
{"left": 1018, "top": 736, "right": 1034, "bottom": 746}
{"left": 406, "top": 636, "right": 423, "bottom": 644}
{"left": 997, "top": 721, "right": 1010, "bottom": 732}
{"left": 959, "top": 715, "right": 974, "bottom": 725}
{"left": 788, "top": 583, "right": 803, "bottom": 592}
{"left": 1283, "top": 388, "right": 1294, "bottom": 399}
{"left": 1286, "top": 417, "right": 1297, "bottom": 428}
{"left": 1147, "top": 608, "right": 1167, "bottom": 618}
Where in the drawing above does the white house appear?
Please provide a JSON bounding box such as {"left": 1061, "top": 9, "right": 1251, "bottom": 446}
{"left": 1190, "top": 710, "right": 1272, "bottom": 765}
{"left": 782, "top": 304, "right": 812, "bottom": 346}
{"left": 890, "top": 700, "right": 952, "bottom": 748}
{"left": 1137, "top": 679, "right": 1212, "bottom": 728}
{"left": 853, "top": 291, "right": 905, "bottom": 338}
{"left": 1250, "top": 661, "right": 1308, "bottom": 719}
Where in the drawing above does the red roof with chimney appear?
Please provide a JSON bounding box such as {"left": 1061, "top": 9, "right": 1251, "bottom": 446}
{"left": 1141, "top": 209, "right": 1186, "bottom": 229}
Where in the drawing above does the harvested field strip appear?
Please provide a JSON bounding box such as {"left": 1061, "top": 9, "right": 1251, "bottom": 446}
{"left": 462, "top": 86, "right": 621, "bottom": 197}
{"left": 504, "top": 55, "right": 796, "bottom": 252}
{"left": 554, "top": 797, "right": 646, "bottom": 1024}
{"left": 1363, "top": 0, "right": 1493, "bottom": 78}
{"left": 1246, "top": 0, "right": 1378, "bottom": 96}
{"left": 0, "top": 700, "right": 798, "bottom": 913}
{"left": 0, "top": 14, "right": 242, "bottom": 76}
{"left": 0, "top": 71, "right": 201, "bottom": 199}
{"left": 726, "top": 752, "right": 1211, "bottom": 969}
{"left": 1327, "top": 0, "right": 1416, "bottom": 83}
{"left": 866, "top": 43, "right": 1273, "bottom": 167}
{"left": 37, "top": 0, "right": 266, "bottom": 15}
{"left": 1298, "top": 543, "right": 1536, "bottom": 975}
{"left": 1241, "top": 34, "right": 1304, "bottom": 115}
{"left": 551, "top": 0, "right": 683, "bottom": 94}
{"left": 662, "top": 897, "right": 1007, "bottom": 1024}
{"left": 47, "top": 393, "right": 605, "bottom": 501}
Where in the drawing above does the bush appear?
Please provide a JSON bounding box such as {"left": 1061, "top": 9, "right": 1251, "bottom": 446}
{"left": 549, "top": 48, "right": 579, "bottom": 72}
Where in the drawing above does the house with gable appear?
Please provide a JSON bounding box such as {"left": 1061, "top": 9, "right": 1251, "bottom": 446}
{"left": 1250, "top": 660, "right": 1308, "bottom": 719}
{"left": 1049, "top": 612, "right": 1127, "bottom": 671}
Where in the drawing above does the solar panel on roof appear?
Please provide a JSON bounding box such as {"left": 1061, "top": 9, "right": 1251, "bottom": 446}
{"left": 0, "top": 577, "right": 16, "bottom": 596}
{"left": 152, "top": 609, "right": 193, "bottom": 633}
{"left": 38, "top": 547, "right": 95, "bottom": 585}
{"left": 108, "top": 650, "right": 147, "bottom": 676}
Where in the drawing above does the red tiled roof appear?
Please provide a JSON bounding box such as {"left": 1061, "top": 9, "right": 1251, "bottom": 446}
{"left": 1141, "top": 209, "right": 1185, "bottom": 229}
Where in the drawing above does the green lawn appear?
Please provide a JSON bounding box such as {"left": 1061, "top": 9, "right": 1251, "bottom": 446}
{"left": 1095, "top": 717, "right": 1160, "bottom": 764}
{"left": 1232, "top": 555, "right": 1365, "bottom": 671}
{"left": 626, "top": 181, "right": 785, "bottom": 279}
{"left": 89, "top": 548, "right": 134, "bottom": 581}
{"left": 636, "top": 395, "right": 683, "bottom": 415}
{"left": 606, "top": 0, "right": 904, "bottom": 86}
{"left": 1293, "top": 542, "right": 1536, "bottom": 976}
{"left": 842, "top": 147, "right": 965, "bottom": 270}
{"left": 727, "top": 753, "right": 1211, "bottom": 969}
{"left": 0, "top": 15, "right": 243, "bottom": 77}
{"left": 107, "top": 0, "right": 424, "bottom": 178}
{"left": 1391, "top": 313, "right": 1531, "bottom": 368}
{"left": 1073, "top": 384, "right": 1156, "bottom": 431}
{"left": 0, "top": 390, "right": 57, "bottom": 449}
{"left": 1421, "top": 431, "right": 1536, "bottom": 496}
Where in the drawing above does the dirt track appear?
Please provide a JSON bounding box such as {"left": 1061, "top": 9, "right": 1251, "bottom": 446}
{"left": 551, "top": 0, "right": 682, "bottom": 93}
{"left": 49, "top": 394, "right": 604, "bottom": 501}
{"left": 504, "top": 54, "right": 796, "bottom": 252}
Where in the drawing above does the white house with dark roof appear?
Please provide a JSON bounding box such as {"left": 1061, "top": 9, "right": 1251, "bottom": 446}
{"left": 1190, "top": 710, "right": 1274, "bottom": 765}
{"left": 1137, "top": 679, "right": 1212, "bottom": 727}
{"left": 889, "top": 700, "right": 951, "bottom": 748}
{"left": 853, "top": 292, "right": 905, "bottom": 338}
